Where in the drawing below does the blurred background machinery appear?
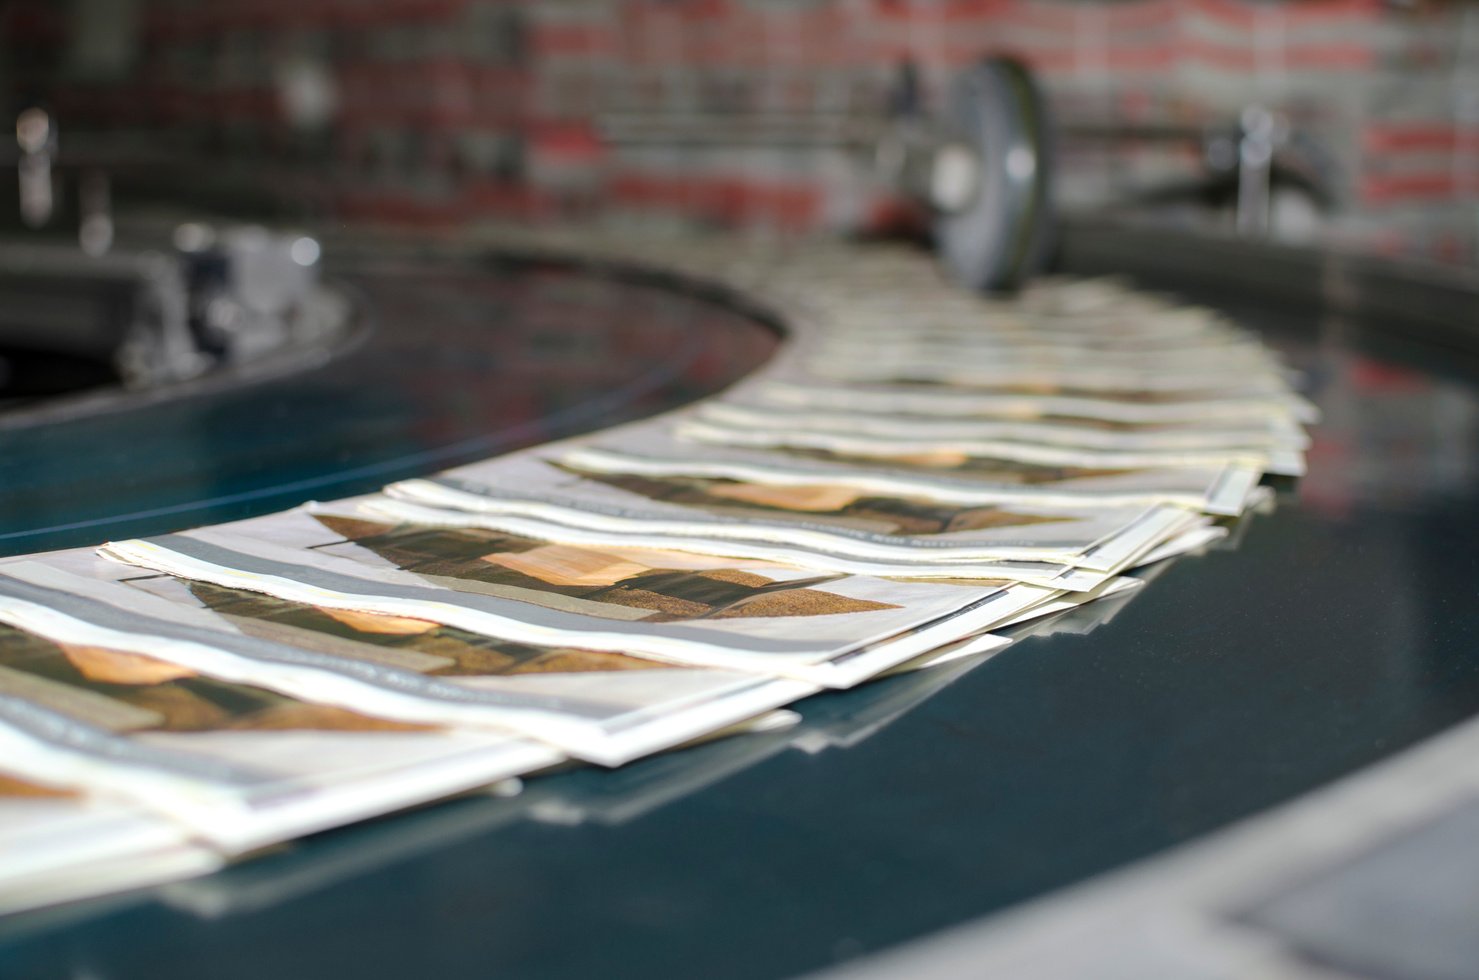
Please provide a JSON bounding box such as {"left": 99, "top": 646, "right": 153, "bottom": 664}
{"left": 0, "top": 0, "right": 1477, "bottom": 401}
{"left": 1, "top": 0, "right": 1476, "bottom": 253}
{"left": 2, "top": 0, "right": 1479, "bottom": 249}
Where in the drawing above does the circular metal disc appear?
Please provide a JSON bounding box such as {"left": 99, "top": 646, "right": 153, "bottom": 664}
{"left": 934, "top": 56, "right": 1055, "bottom": 293}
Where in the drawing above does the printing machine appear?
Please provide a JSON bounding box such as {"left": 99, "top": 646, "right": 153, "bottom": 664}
{"left": 3, "top": 54, "right": 1479, "bottom": 980}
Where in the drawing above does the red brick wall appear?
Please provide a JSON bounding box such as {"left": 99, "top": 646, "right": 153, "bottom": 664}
{"left": 5, "top": 0, "right": 1476, "bottom": 259}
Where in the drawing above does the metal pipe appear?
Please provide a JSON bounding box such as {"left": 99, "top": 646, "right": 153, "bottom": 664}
{"left": 16, "top": 108, "right": 55, "bottom": 229}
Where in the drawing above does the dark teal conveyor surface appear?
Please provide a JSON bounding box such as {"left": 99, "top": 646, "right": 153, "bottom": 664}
{"left": 0, "top": 253, "right": 781, "bottom": 555}
{"left": 2, "top": 228, "right": 1479, "bottom": 980}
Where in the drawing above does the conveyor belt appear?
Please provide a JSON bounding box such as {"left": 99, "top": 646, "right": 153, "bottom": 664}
{"left": 2, "top": 226, "right": 1478, "bottom": 980}
{"left": 0, "top": 253, "right": 780, "bottom": 556}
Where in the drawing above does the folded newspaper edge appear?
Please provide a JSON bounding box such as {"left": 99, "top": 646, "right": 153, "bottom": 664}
{"left": 0, "top": 231, "right": 1309, "bottom": 916}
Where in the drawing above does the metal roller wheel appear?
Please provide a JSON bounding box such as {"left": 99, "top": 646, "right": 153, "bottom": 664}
{"left": 933, "top": 56, "right": 1055, "bottom": 293}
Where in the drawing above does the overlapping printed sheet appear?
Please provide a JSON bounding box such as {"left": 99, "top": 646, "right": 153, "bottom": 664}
{"left": 0, "top": 233, "right": 1311, "bottom": 915}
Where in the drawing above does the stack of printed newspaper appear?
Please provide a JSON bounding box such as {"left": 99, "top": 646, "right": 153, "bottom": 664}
{"left": 0, "top": 235, "right": 1311, "bottom": 915}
